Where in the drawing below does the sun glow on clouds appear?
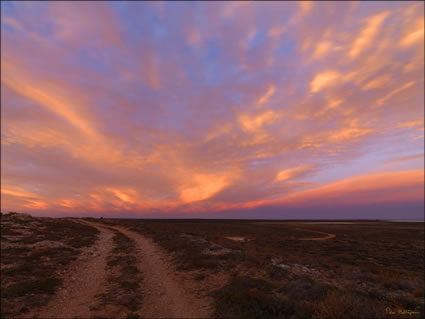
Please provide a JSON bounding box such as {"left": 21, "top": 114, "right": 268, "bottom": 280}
{"left": 257, "top": 85, "right": 276, "bottom": 107}
{"left": 275, "top": 165, "right": 313, "bottom": 182}
{"left": 279, "top": 170, "right": 424, "bottom": 207}
{"left": 238, "top": 111, "right": 279, "bottom": 133}
{"left": 180, "top": 174, "right": 231, "bottom": 204}
{"left": 311, "top": 71, "right": 340, "bottom": 93}
{"left": 349, "top": 11, "right": 389, "bottom": 59}
{"left": 1, "top": 1, "right": 423, "bottom": 218}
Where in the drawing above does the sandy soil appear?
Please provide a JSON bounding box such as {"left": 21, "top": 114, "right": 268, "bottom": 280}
{"left": 108, "top": 225, "right": 211, "bottom": 318}
{"left": 30, "top": 222, "right": 114, "bottom": 318}
{"left": 30, "top": 220, "right": 211, "bottom": 318}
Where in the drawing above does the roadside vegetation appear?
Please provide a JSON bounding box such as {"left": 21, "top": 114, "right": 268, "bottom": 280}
{"left": 2, "top": 213, "right": 423, "bottom": 319}
{"left": 1, "top": 212, "right": 99, "bottom": 318}
{"left": 106, "top": 219, "right": 424, "bottom": 319}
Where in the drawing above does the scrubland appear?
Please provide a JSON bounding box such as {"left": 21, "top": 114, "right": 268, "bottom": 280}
{"left": 1, "top": 212, "right": 99, "bottom": 318}
{"left": 1, "top": 212, "right": 424, "bottom": 318}
{"left": 101, "top": 219, "right": 424, "bottom": 319}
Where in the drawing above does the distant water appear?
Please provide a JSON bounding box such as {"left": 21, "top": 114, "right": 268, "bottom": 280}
{"left": 389, "top": 220, "right": 424, "bottom": 222}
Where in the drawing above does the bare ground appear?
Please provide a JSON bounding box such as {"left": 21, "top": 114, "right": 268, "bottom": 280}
{"left": 29, "top": 220, "right": 211, "bottom": 318}
{"left": 3, "top": 216, "right": 424, "bottom": 319}
{"left": 29, "top": 222, "right": 114, "bottom": 319}
{"left": 108, "top": 225, "right": 212, "bottom": 318}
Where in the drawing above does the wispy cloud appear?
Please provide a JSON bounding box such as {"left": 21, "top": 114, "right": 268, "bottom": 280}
{"left": 1, "top": 1, "right": 423, "bottom": 217}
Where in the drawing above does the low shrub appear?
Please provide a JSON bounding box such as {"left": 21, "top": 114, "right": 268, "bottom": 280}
{"left": 313, "top": 290, "right": 386, "bottom": 319}
{"left": 2, "top": 278, "right": 63, "bottom": 298}
{"left": 213, "top": 276, "right": 294, "bottom": 318}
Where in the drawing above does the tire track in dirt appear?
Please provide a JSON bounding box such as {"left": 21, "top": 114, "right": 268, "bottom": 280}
{"left": 295, "top": 227, "right": 336, "bottom": 241}
{"left": 107, "top": 224, "right": 212, "bottom": 319}
{"left": 253, "top": 222, "right": 336, "bottom": 241}
{"left": 31, "top": 220, "right": 211, "bottom": 318}
{"left": 30, "top": 220, "right": 114, "bottom": 319}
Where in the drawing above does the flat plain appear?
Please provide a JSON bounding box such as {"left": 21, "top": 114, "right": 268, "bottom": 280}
{"left": 1, "top": 212, "right": 424, "bottom": 318}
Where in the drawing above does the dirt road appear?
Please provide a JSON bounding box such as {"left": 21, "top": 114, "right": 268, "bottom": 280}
{"left": 109, "top": 225, "right": 211, "bottom": 318}
{"left": 31, "top": 220, "right": 211, "bottom": 318}
{"left": 31, "top": 222, "right": 114, "bottom": 318}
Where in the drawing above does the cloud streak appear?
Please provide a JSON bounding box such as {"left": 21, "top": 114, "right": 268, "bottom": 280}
{"left": 1, "top": 1, "right": 423, "bottom": 218}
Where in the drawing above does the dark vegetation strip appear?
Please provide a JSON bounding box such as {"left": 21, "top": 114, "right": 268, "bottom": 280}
{"left": 212, "top": 275, "right": 391, "bottom": 319}
{"left": 94, "top": 229, "right": 143, "bottom": 319}
{"left": 1, "top": 213, "right": 99, "bottom": 318}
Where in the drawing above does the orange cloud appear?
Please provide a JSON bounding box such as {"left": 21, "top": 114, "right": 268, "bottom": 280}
{"left": 238, "top": 110, "right": 279, "bottom": 133}
{"left": 275, "top": 165, "right": 313, "bottom": 182}
{"left": 329, "top": 119, "right": 374, "bottom": 142}
{"left": 180, "top": 174, "right": 231, "bottom": 203}
{"left": 107, "top": 188, "right": 137, "bottom": 204}
{"left": 312, "top": 41, "right": 332, "bottom": 59}
{"left": 397, "top": 120, "right": 424, "bottom": 129}
{"left": 257, "top": 85, "right": 276, "bottom": 107}
{"left": 400, "top": 17, "right": 424, "bottom": 48}
{"left": 377, "top": 81, "right": 415, "bottom": 106}
{"left": 1, "top": 2, "right": 423, "bottom": 217}
{"left": 241, "top": 170, "right": 424, "bottom": 210}
{"left": 2, "top": 60, "right": 98, "bottom": 139}
{"left": 362, "top": 75, "right": 392, "bottom": 90}
{"left": 311, "top": 71, "right": 340, "bottom": 93}
{"left": 58, "top": 199, "right": 79, "bottom": 208}
{"left": 299, "top": 1, "right": 313, "bottom": 15}
{"left": 2, "top": 185, "right": 39, "bottom": 199}
{"left": 1, "top": 185, "right": 48, "bottom": 211}
{"left": 24, "top": 200, "right": 48, "bottom": 210}
{"left": 279, "top": 170, "right": 424, "bottom": 206}
{"left": 268, "top": 25, "right": 287, "bottom": 38}
{"left": 314, "top": 98, "right": 343, "bottom": 117}
{"left": 349, "top": 11, "right": 389, "bottom": 58}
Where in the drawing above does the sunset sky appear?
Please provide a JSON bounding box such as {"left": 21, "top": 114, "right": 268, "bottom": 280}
{"left": 1, "top": 1, "right": 424, "bottom": 219}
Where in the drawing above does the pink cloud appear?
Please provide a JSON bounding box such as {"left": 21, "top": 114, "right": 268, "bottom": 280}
{"left": 1, "top": 2, "right": 423, "bottom": 217}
